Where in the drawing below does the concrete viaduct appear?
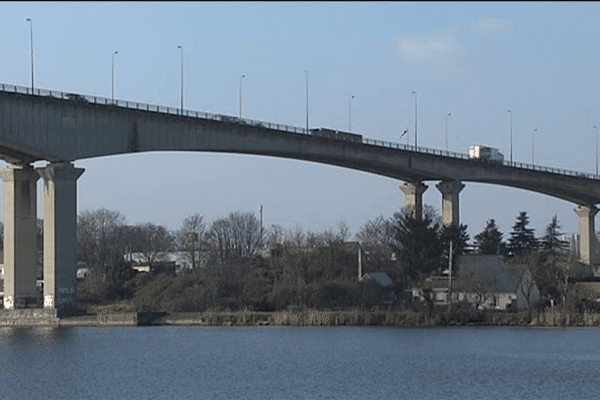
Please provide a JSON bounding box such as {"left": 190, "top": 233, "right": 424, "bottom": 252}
{"left": 1, "top": 83, "right": 599, "bottom": 315}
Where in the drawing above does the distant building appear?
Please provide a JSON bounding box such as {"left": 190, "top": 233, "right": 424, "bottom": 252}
{"left": 124, "top": 251, "right": 204, "bottom": 274}
{"left": 416, "top": 255, "right": 540, "bottom": 311}
{"left": 360, "top": 272, "right": 397, "bottom": 304}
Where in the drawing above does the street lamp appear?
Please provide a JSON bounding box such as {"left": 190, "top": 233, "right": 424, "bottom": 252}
{"left": 532, "top": 128, "right": 537, "bottom": 164}
{"left": 26, "top": 18, "right": 33, "bottom": 94}
{"left": 445, "top": 112, "right": 451, "bottom": 152}
{"left": 594, "top": 125, "right": 598, "bottom": 175}
{"left": 305, "top": 70, "right": 309, "bottom": 133}
{"left": 178, "top": 45, "right": 183, "bottom": 113}
{"left": 239, "top": 74, "right": 245, "bottom": 118}
{"left": 507, "top": 109, "right": 513, "bottom": 164}
{"left": 349, "top": 94, "right": 355, "bottom": 132}
{"left": 111, "top": 51, "right": 118, "bottom": 104}
{"left": 412, "top": 91, "right": 417, "bottom": 148}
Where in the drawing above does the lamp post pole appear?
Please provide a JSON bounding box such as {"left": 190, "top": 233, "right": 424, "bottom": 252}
{"left": 178, "top": 45, "right": 183, "bottom": 113}
{"left": 111, "top": 51, "right": 118, "bottom": 104}
{"left": 445, "top": 112, "right": 451, "bottom": 152}
{"left": 594, "top": 125, "right": 598, "bottom": 175}
{"left": 239, "top": 74, "right": 245, "bottom": 118}
{"left": 532, "top": 128, "right": 537, "bottom": 164}
{"left": 412, "top": 91, "right": 417, "bottom": 148}
{"left": 349, "top": 94, "right": 355, "bottom": 132}
{"left": 305, "top": 70, "right": 309, "bottom": 133}
{"left": 26, "top": 18, "right": 33, "bottom": 94}
{"left": 508, "top": 109, "right": 513, "bottom": 164}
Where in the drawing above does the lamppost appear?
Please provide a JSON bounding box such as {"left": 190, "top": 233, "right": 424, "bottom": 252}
{"left": 445, "top": 112, "right": 451, "bottom": 152}
{"left": 349, "top": 94, "right": 355, "bottom": 132}
{"left": 412, "top": 91, "right": 417, "bottom": 148}
{"left": 532, "top": 128, "right": 537, "bottom": 164}
{"left": 507, "top": 109, "right": 513, "bottom": 164}
{"left": 178, "top": 45, "right": 183, "bottom": 113}
{"left": 594, "top": 125, "right": 598, "bottom": 175}
{"left": 305, "top": 70, "right": 309, "bottom": 133}
{"left": 26, "top": 18, "right": 33, "bottom": 94}
{"left": 239, "top": 74, "right": 245, "bottom": 118}
{"left": 111, "top": 51, "right": 118, "bottom": 104}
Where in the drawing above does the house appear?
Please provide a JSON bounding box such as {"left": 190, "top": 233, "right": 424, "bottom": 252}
{"left": 360, "top": 272, "right": 397, "bottom": 304}
{"left": 414, "top": 255, "right": 540, "bottom": 311}
{"left": 453, "top": 255, "right": 540, "bottom": 311}
{"left": 124, "top": 251, "right": 203, "bottom": 274}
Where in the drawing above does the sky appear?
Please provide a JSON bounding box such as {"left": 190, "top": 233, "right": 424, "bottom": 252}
{"left": 1, "top": 2, "right": 600, "bottom": 241}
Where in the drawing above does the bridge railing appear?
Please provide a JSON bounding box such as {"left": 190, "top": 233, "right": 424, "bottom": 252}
{"left": 2, "top": 83, "right": 599, "bottom": 181}
{"left": 0, "top": 83, "right": 308, "bottom": 136}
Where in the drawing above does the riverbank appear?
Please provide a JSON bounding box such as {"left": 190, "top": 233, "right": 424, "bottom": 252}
{"left": 36, "top": 308, "right": 600, "bottom": 328}
{"left": 4, "top": 307, "right": 600, "bottom": 328}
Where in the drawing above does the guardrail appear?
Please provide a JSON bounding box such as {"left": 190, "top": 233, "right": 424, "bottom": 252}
{"left": 0, "top": 83, "right": 307, "bottom": 135}
{"left": 2, "top": 83, "right": 599, "bottom": 181}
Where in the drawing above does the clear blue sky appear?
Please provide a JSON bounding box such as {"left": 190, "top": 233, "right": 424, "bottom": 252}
{"left": 1, "top": 2, "right": 599, "bottom": 241}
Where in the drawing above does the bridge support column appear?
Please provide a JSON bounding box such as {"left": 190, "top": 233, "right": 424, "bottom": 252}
{"left": 38, "top": 162, "right": 84, "bottom": 317}
{"left": 400, "top": 181, "right": 428, "bottom": 219}
{"left": 0, "top": 164, "right": 39, "bottom": 309}
{"left": 575, "top": 204, "right": 598, "bottom": 267}
{"left": 436, "top": 181, "right": 465, "bottom": 227}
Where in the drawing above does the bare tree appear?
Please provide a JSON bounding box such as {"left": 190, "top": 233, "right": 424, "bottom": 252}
{"left": 77, "top": 209, "right": 126, "bottom": 271}
{"left": 208, "top": 211, "right": 261, "bottom": 261}
{"left": 131, "top": 223, "right": 174, "bottom": 269}
{"left": 176, "top": 213, "right": 206, "bottom": 269}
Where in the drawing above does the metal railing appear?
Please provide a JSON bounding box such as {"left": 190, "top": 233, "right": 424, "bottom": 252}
{"left": 2, "top": 83, "right": 599, "bottom": 181}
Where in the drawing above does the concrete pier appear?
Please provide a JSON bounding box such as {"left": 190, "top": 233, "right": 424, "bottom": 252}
{"left": 436, "top": 180, "right": 465, "bottom": 227}
{"left": 0, "top": 164, "right": 39, "bottom": 309}
{"left": 575, "top": 204, "right": 598, "bottom": 266}
{"left": 38, "top": 163, "right": 84, "bottom": 317}
{"left": 401, "top": 181, "right": 427, "bottom": 219}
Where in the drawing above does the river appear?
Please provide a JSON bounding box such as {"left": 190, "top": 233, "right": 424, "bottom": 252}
{"left": 1, "top": 326, "right": 599, "bottom": 399}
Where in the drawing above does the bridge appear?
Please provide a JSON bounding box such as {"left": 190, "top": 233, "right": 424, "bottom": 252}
{"left": 1, "top": 83, "right": 599, "bottom": 315}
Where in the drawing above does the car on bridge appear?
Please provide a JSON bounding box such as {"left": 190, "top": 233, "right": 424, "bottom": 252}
{"left": 468, "top": 145, "right": 504, "bottom": 162}
{"left": 310, "top": 127, "right": 363, "bottom": 143}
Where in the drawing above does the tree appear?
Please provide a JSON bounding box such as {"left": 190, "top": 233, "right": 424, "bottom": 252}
{"left": 77, "top": 209, "right": 126, "bottom": 272}
{"left": 390, "top": 206, "right": 443, "bottom": 283}
{"left": 439, "top": 223, "right": 470, "bottom": 274}
{"left": 208, "top": 211, "right": 261, "bottom": 261}
{"left": 540, "top": 215, "right": 569, "bottom": 257}
{"left": 507, "top": 211, "right": 538, "bottom": 256}
{"left": 356, "top": 216, "right": 396, "bottom": 274}
{"left": 130, "top": 223, "right": 175, "bottom": 269}
{"left": 473, "top": 219, "right": 505, "bottom": 255}
{"left": 176, "top": 213, "right": 206, "bottom": 269}
{"left": 535, "top": 215, "right": 573, "bottom": 304}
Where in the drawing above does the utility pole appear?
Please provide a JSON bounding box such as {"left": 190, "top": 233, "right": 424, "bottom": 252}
{"left": 448, "top": 240, "right": 453, "bottom": 315}
{"left": 259, "top": 205, "right": 263, "bottom": 248}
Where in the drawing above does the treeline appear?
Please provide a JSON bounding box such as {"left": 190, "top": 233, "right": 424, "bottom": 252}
{"left": 76, "top": 206, "right": 593, "bottom": 314}
{"left": 77, "top": 210, "right": 379, "bottom": 312}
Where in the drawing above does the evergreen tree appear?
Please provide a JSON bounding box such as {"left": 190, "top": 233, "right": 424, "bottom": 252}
{"left": 540, "top": 215, "right": 569, "bottom": 257}
{"left": 390, "top": 207, "right": 442, "bottom": 282}
{"left": 473, "top": 219, "right": 505, "bottom": 255}
{"left": 507, "top": 211, "right": 538, "bottom": 256}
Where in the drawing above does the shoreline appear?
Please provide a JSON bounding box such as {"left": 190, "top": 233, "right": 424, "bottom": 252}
{"left": 3, "top": 308, "right": 599, "bottom": 328}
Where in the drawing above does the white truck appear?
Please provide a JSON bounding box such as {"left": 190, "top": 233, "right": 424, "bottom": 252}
{"left": 468, "top": 145, "right": 504, "bottom": 162}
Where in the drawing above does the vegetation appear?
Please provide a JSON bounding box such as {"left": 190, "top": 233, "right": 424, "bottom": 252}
{"left": 72, "top": 206, "right": 597, "bottom": 325}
